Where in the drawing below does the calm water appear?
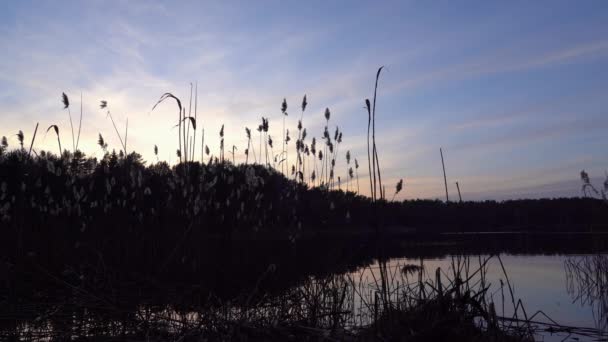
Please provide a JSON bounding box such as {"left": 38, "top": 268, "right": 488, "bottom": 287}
{"left": 352, "top": 253, "right": 608, "bottom": 342}
{"left": 4, "top": 233, "right": 608, "bottom": 341}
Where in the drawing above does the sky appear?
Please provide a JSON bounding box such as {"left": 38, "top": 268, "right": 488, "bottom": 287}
{"left": 1, "top": 0, "right": 607, "bottom": 201}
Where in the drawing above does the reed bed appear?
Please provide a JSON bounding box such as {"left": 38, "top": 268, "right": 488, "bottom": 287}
{"left": 3, "top": 255, "right": 580, "bottom": 341}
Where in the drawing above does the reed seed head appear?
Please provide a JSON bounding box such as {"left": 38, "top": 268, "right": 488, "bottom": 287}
{"left": 281, "top": 98, "right": 288, "bottom": 115}
{"left": 62, "top": 92, "right": 70, "bottom": 109}
{"left": 17, "top": 130, "right": 24, "bottom": 147}
{"left": 395, "top": 179, "right": 403, "bottom": 195}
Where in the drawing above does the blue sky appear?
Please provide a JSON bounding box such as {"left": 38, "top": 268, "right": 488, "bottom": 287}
{"left": 1, "top": 0, "right": 607, "bottom": 200}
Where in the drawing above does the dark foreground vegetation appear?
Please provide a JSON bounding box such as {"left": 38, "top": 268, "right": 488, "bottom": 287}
{"left": 1, "top": 149, "right": 606, "bottom": 340}
{"left": 2, "top": 68, "right": 605, "bottom": 340}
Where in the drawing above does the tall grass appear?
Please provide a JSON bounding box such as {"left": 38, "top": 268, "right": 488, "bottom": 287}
{"left": 281, "top": 98, "right": 287, "bottom": 174}
{"left": 151, "top": 93, "right": 183, "bottom": 163}
{"left": 366, "top": 67, "right": 385, "bottom": 201}
{"left": 28, "top": 123, "right": 39, "bottom": 158}
{"left": 46, "top": 125, "right": 62, "bottom": 155}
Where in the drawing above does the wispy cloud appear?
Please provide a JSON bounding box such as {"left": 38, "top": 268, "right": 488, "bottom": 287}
{"left": 1, "top": 1, "right": 607, "bottom": 199}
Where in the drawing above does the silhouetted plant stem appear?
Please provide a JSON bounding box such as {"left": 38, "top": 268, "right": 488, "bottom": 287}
{"left": 28, "top": 123, "right": 39, "bottom": 158}
{"left": 193, "top": 82, "right": 198, "bottom": 162}
{"left": 182, "top": 108, "right": 187, "bottom": 163}
{"left": 150, "top": 93, "right": 183, "bottom": 164}
{"left": 106, "top": 112, "right": 126, "bottom": 156}
{"left": 62, "top": 93, "right": 76, "bottom": 153}
{"left": 124, "top": 118, "right": 128, "bottom": 155}
{"left": 372, "top": 66, "right": 384, "bottom": 200}
{"left": 186, "top": 83, "right": 193, "bottom": 162}
{"left": 202, "top": 128, "right": 206, "bottom": 164}
{"left": 76, "top": 92, "right": 83, "bottom": 151}
{"left": 440, "top": 147, "right": 449, "bottom": 202}
{"left": 46, "top": 125, "right": 62, "bottom": 156}
{"left": 456, "top": 181, "right": 462, "bottom": 202}
{"left": 366, "top": 100, "right": 373, "bottom": 200}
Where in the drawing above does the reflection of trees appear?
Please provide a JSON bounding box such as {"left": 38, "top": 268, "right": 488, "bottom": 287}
{"left": 565, "top": 255, "right": 608, "bottom": 330}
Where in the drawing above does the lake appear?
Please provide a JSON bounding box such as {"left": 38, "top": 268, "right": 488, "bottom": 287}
{"left": 355, "top": 253, "right": 607, "bottom": 341}
{"left": 2, "top": 232, "right": 608, "bottom": 341}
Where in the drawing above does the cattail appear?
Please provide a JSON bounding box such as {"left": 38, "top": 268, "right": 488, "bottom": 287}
{"left": 154, "top": 145, "right": 158, "bottom": 161}
{"left": 346, "top": 150, "right": 351, "bottom": 164}
{"left": 205, "top": 145, "right": 210, "bottom": 155}
{"left": 100, "top": 100, "right": 107, "bottom": 109}
{"left": 324, "top": 108, "right": 331, "bottom": 121}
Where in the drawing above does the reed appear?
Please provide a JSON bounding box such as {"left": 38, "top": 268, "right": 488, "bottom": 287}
{"left": 192, "top": 82, "right": 198, "bottom": 163}
{"left": 97, "top": 134, "right": 107, "bottom": 154}
{"left": 456, "top": 181, "right": 463, "bottom": 202}
{"left": 46, "top": 125, "right": 62, "bottom": 155}
{"left": 296, "top": 95, "right": 307, "bottom": 180}
{"left": 219, "top": 124, "right": 224, "bottom": 163}
{"left": 392, "top": 179, "right": 403, "bottom": 201}
{"left": 245, "top": 127, "right": 253, "bottom": 164}
{"left": 355, "top": 158, "right": 360, "bottom": 194}
{"left": 75, "top": 92, "right": 83, "bottom": 151}
{"left": 101, "top": 101, "right": 128, "bottom": 156}
{"left": 151, "top": 93, "right": 183, "bottom": 163}
{"left": 281, "top": 98, "right": 287, "bottom": 174}
{"left": 440, "top": 147, "right": 449, "bottom": 202}
{"left": 28, "top": 123, "right": 39, "bottom": 158}
{"left": 16, "top": 130, "right": 24, "bottom": 150}
{"left": 62, "top": 92, "right": 75, "bottom": 152}
{"left": 0, "top": 136, "right": 7, "bottom": 156}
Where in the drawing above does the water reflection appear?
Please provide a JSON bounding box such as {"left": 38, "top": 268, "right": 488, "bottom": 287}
{"left": 565, "top": 255, "right": 608, "bottom": 332}
{"left": 4, "top": 234, "right": 608, "bottom": 340}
